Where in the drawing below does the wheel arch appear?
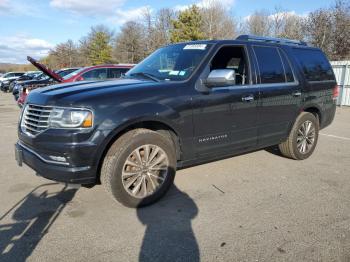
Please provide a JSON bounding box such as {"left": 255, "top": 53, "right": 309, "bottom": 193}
{"left": 95, "top": 119, "right": 182, "bottom": 183}
{"left": 302, "top": 105, "right": 322, "bottom": 125}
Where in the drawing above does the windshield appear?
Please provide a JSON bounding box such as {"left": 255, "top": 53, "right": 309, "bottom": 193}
{"left": 63, "top": 68, "right": 85, "bottom": 80}
{"left": 126, "top": 43, "right": 212, "bottom": 81}
{"left": 35, "top": 73, "right": 49, "bottom": 80}
{"left": 3, "top": 73, "right": 13, "bottom": 78}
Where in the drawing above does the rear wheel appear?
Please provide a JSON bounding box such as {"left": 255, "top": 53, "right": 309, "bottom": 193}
{"left": 101, "top": 128, "right": 176, "bottom": 207}
{"left": 278, "top": 112, "right": 319, "bottom": 160}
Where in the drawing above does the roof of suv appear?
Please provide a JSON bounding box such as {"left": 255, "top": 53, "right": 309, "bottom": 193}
{"left": 173, "top": 35, "right": 313, "bottom": 49}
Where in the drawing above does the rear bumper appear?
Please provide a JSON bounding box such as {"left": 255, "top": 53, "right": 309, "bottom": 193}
{"left": 320, "top": 103, "right": 336, "bottom": 129}
{"left": 15, "top": 142, "right": 97, "bottom": 184}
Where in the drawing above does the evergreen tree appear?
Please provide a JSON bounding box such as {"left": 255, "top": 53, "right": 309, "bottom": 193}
{"left": 86, "top": 25, "right": 114, "bottom": 65}
{"left": 170, "top": 5, "right": 205, "bottom": 43}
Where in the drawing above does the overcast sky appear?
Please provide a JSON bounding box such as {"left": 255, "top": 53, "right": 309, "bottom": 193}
{"left": 0, "top": 0, "right": 335, "bottom": 64}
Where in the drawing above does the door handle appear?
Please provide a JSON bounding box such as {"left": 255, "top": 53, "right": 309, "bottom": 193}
{"left": 242, "top": 95, "right": 254, "bottom": 102}
{"left": 292, "top": 91, "right": 302, "bottom": 97}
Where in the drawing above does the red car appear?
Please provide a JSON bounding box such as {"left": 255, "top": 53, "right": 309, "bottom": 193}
{"left": 18, "top": 56, "right": 134, "bottom": 106}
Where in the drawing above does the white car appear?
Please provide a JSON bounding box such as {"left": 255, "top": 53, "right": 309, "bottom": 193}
{"left": 0, "top": 72, "right": 25, "bottom": 91}
{"left": 0, "top": 72, "right": 24, "bottom": 83}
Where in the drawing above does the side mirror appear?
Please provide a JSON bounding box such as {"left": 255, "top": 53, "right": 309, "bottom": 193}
{"left": 204, "top": 69, "right": 236, "bottom": 87}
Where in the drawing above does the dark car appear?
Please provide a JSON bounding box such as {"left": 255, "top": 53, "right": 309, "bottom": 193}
{"left": 15, "top": 35, "right": 338, "bottom": 207}
{"left": 8, "top": 71, "right": 41, "bottom": 92}
{"left": 13, "top": 73, "right": 49, "bottom": 101}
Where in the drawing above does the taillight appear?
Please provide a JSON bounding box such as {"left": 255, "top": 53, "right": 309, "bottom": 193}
{"left": 333, "top": 85, "right": 340, "bottom": 99}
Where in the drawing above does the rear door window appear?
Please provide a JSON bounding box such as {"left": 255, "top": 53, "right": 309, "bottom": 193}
{"left": 253, "top": 46, "right": 285, "bottom": 84}
{"left": 108, "top": 68, "right": 129, "bottom": 78}
{"left": 82, "top": 68, "right": 108, "bottom": 80}
{"left": 292, "top": 48, "right": 334, "bottom": 81}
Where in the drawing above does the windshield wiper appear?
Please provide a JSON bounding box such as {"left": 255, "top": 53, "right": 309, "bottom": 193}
{"left": 129, "top": 72, "right": 161, "bottom": 82}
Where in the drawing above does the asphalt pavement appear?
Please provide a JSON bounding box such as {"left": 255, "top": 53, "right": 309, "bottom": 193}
{"left": 0, "top": 93, "right": 349, "bottom": 262}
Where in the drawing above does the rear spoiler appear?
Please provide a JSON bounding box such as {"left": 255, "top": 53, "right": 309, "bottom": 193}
{"left": 27, "top": 56, "right": 63, "bottom": 82}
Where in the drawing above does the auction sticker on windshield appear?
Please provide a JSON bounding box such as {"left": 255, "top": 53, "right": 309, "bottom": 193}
{"left": 183, "top": 44, "right": 207, "bottom": 50}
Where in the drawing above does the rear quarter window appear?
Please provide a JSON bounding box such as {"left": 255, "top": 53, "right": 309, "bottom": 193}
{"left": 292, "top": 48, "right": 334, "bottom": 82}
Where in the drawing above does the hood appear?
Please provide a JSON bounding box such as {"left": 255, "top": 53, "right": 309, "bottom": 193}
{"left": 19, "top": 78, "right": 53, "bottom": 87}
{"left": 27, "top": 56, "right": 63, "bottom": 82}
{"left": 27, "top": 78, "right": 157, "bottom": 105}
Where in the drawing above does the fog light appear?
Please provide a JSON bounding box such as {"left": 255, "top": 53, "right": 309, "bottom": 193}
{"left": 49, "top": 155, "right": 67, "bottom": 162}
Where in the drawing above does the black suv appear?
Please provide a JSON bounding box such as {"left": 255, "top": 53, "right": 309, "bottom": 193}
{"left": 15, "top": 35, "right": 338, "bottom": 207}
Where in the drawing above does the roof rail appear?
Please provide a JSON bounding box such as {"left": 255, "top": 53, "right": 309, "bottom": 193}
{"left": 236, "top": 34, "right": 307, "bottom": 46}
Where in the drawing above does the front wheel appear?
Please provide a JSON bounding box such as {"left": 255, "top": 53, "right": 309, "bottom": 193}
{"left": 101, "top": 128, "right": 176, "bottom": 208}
{"left": 279, "top": 112, "right": 319, "bottom": 160}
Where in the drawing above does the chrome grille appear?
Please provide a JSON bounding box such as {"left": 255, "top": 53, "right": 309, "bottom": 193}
{"left": 21, "top": 104, "right": 53, "bottom": 136}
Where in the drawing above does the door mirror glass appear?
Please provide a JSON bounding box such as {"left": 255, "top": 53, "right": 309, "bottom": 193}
{"left": 205, "top": 69, "right": 236, "bottom": 87}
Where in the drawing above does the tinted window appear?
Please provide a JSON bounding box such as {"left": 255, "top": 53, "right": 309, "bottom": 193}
{"left": 108, "top": 68, "right": 129, "bottom": 78}
{"left": 82, "top": 68, "right": 108, "bottom": 80}
{"left": 280, "top": 50, "right": 295, "bottom": 82}
{"left": 254, "top": 46, "right": 285, "bottom": 84}
{"left": 292, "top": 48, "right": 334, "bottom": 81}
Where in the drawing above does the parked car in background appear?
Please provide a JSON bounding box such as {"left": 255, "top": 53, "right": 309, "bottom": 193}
{"left": 8, "top": 71, "right": 41, "bottom": 92}
{"left": 60, "top": 64, "right": 134, "bottom": 82}
{"left": 13, "top": 73, "right": 48, "bottom": 101}
{"left": 16, "top": 67, "right": 80, "bottom": 106}
{"left": 15, "top": 35, "right": 338, "bottom": 207}
{"left": 0, "top": 72, "right": 25, "bottom": 92}
{"left": 17, "top": 57, "right": 134, "bottom": 107}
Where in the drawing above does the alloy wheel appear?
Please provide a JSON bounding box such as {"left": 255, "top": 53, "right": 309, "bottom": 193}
{"left": 296, "top": 120, "right": 315, "bottom": 154}
{"left": 121, "top": 144, "right": 169, "bottom": 198}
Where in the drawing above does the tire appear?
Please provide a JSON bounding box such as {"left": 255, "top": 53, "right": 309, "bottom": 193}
{"left": 278, "top": 112, "right": 319, "bottom": 160}
{"left": 9, "top": 83, "right": 14, "bottom": 93}
{"left": 101, "top": 128, "right": 177, "bottom": 208}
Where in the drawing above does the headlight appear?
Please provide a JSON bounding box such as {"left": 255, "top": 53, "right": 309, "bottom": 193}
{"left": 49, "top": 107, "right": 93, "bottom": 128}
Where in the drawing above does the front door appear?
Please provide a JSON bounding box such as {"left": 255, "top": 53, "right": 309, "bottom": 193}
{"left": 192, "top": 45, "right": 259, "bottom": 156}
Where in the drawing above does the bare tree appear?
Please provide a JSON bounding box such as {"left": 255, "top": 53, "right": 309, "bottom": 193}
{"left": 200, "top": 0, "right": 236, "bottom": 39}
{"left": 142, "top": 8, "right": 175, "bottom": 55}
{"left": 154, "top": 8, "right": 175, "bottom": 46}
{"left": 44, "top": 40, "right": 82, "bottom": 68}
{"left": 114, "top": 21, "right": 146, "bottom": 64}
{"left": 304, "top": 9, "right": 333, "bottom": 53}
{"left": 245, "top": 10, "right": 272, "bottom": 36}
{"left": 281, "top": 14, "right": 305, "bottom": 40}
{"left": 271, "top": 6, "right": 286, "bottom": 37}
{"left": 332, "top": 0, "right": 350, "bottom": 60}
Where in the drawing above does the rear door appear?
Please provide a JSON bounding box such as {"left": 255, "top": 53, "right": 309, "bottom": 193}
{"left": 252, "top": 45, "right": 302, "bottom": 146}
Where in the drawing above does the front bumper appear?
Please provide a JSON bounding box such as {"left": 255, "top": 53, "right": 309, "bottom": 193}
{"left": 15, "top": 141, "right": 97, "bottom": 184}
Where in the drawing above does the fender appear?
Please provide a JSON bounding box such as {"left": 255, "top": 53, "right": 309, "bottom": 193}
{"left": 98, "top": 102, "right": 182, "bottom": 134}
{"left": 93, "top": 102, "right": 185, "bottom": 170}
